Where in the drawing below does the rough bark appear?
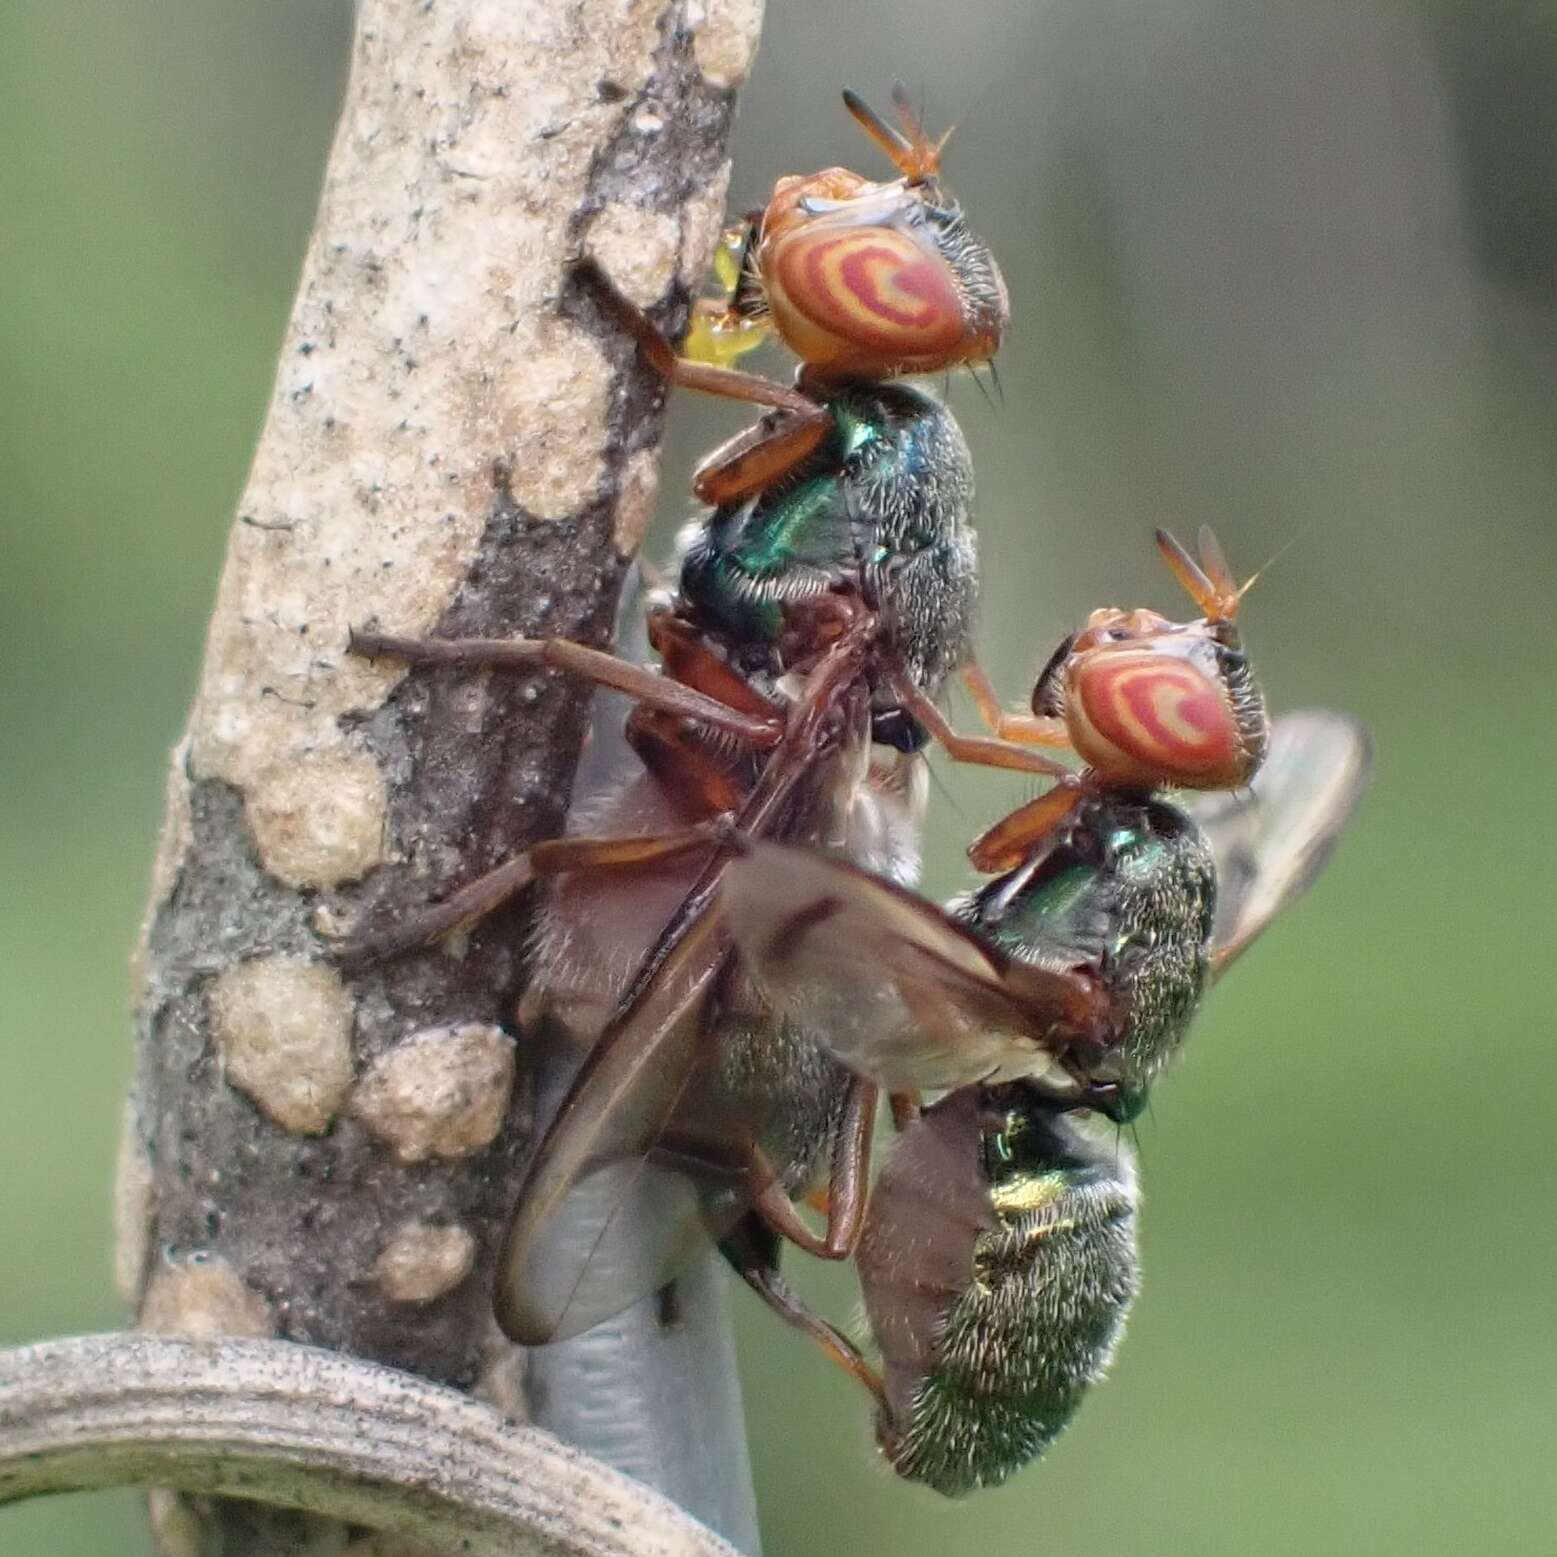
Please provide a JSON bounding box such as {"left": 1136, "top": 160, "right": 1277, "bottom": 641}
{"left": 115, "top": 1, "right": 763, "bottom": 1552}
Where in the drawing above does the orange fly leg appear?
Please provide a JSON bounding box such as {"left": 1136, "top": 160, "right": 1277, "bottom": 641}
{"left": 721, "top": 1216, "right": 890, "bottom": 1414}
{"left": 967, "top": 783, "right": 1086, "bottom": 874}
{"left": 646, "top": 611, "right": 786, "bottom": 721}
{"left": 689, "top": 407, "right": 833, "bottom": 506}
{"left": 625, "top": 710, "right": 750, "bottom": 821}
{"left": 743, "top": 1079, "right": 874, "bottom": 1261}
{"left": 574, "top": 254, "right": 820, "bottom": 417}
{"left": 961, "top": 660, "right": 1073, "bottom": 747}
{"left": 889, "top": 671, "right": 1074, "bottom": 780}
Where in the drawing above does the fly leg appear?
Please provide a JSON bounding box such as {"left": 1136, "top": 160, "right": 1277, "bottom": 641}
{"left": 573, "top": 257, "right": 832, "bottom": 507}
{"left": 889, "top": 670, "right": 1075, "bottom": 780}
{"left": 960, "top": 659, "right": 1073, "bottom": 747}
{"left": 720, "top": 1214, "right": 890, "bottom": 1417}
{"left": 334, "top": 819, "right": 737, "bottom": 965}
{"left": 966, "top": 782, "right": 1089, "bottom": 873}
{"left": 745, "top": 1076, "right": 877, "bottom": 1260}
{"left": 349, "top": 628, "right": 785, "bottom": 752}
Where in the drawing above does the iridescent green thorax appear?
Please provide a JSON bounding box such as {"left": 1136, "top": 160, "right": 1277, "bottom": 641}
{"left": 677, "top": 383, "right": 977, "bottom": 698}
{"left": 870, "top": 1094, "right": 1139, "bottom": 1496}
{"left": 957, "top": 793, "right": 1217, "bottom": 1100}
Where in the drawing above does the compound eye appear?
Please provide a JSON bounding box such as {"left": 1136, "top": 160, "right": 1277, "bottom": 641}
{"left": 1074, "top": 650, "right": 1244, "bottom": 787}
{"left": 767, "top": 223, "right": 965, "bottom": 364}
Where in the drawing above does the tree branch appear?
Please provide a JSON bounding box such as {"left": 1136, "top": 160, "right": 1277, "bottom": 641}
{"left": 0, "top": 1335, "right": 736, "bottom": 1557}
{"left": 118, "top": 0, "right": 765, "bottom": 1550}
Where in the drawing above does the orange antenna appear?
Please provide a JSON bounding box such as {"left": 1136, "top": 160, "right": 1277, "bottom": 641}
{"left": 1236, "top": 526, "right": 1306, "bottom": 604}
{"left": 1154, "top": 526, "right": 1242, "bottom": 622}
{"left": 843, "top": 86, "right": 947, "bottom": 184}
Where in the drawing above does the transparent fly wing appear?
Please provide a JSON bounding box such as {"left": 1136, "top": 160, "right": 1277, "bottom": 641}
{"left": 496, "top": 907, "right": 737, "bottom": 1344}
{"left": 1183, "top": 708, "right": 1372, "bottom": 977}
{"left": 721, "top": 840, "right": 1106, "bottom": 1095}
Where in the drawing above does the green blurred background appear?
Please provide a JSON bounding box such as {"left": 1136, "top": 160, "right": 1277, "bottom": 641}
{"left": 4, "top": 1, "right": 1555, "bottom": 1553}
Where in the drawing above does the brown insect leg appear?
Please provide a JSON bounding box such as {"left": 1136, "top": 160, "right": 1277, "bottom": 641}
{"left": 960, "top": 660, "right": 1072, "bottom": 747}
{"left": 348, "top": 629, "right": 784, "bottom": 749}
{"left": 574, "top": 256, "right": 815, "bottom": 416}
{"left": 690, "top": 409, "right": 832, "bottom": 507}
{"left": 573, "top": 255, "right": 833, "bottom": 505}
{"left": 820, "top": 1077, "right": 877, "bottom": 1255}
{"left": 720, "top": 1215, "right": 890, "bottom": 1416}
{"left": 335, "top": 821, "right": 734, "bottom": 966}
{"left": 890, "top": 671, "right": 1074, "bottom": 778}
{"left": 888, "top": 1090, "right": 922, "bottom": 1132}
{"left": 746, "top": 1077, "right": 877, "bottom": 1260}
{"left": 646, "top": 612, "right": 784, "bottom": 720}
{"left": 967, "top": 781, "right": 1086, "bottom": 874}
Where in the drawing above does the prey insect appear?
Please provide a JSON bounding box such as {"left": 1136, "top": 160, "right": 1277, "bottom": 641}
{"left": 720, "top": 708, "right": 1371, "bottom": 1495}
{"left": 343, "top": 90, "right": 1071, "bottom": 1345}
{"left": 724, "top": 525, "right": 1276, "bottom": 1119}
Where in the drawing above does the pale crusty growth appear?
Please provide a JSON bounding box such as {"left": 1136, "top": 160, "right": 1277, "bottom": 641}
{"left": 585, "top": 204, "right": 684, "bottom": 307}
{"left": 243, "top": 749, "right": 388, "bottom": 889}
{"left": 689, "top": 0, "right": 765, "bottom": 90}
{"left": 140, "top": 1254, "right": 275, "bottom": 1340}
{"left": 210, "top": 957, "right": 356, "bottom": 1134}
{"left": 183, "top": 0, "right": 683, "bottom": 886}
{"left": 500, "top": 324, "right": 615, "bottom": 520}
{"left": 126, "top": 1, "right": 763, "bottom": 1546}
{"left": 350, "top": 1023, "right": 514, "bottom": 1163}
{"left": 112, "top": 1102, "right": 154, "bottom": 1304}
{"left": 678, "top": 164, "right": 736, "bottom": 288}
{"left": 374, "top": 1220, "right": 478, "bottom": 1304}
{"left": 613, "top": 447, "right": 664, "bottom": 555}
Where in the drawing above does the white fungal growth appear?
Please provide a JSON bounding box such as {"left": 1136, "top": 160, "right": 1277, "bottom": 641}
{"left": 242, "top": 748, "right": 388, "bottom": 889}
{"left": 179, "top": 0, "right": 671, "bottom": 888}
{"left": 613, "top": 448, "right": 663, "bottom": 556}
{"left": 689, "top": 0, "right": 765, "bottom": 90}
{"left": 140, "top": 1253, "right": 275, "bottom": 1339}
{"left": 678, "top": 161, "right": 735, "bottom": 290}
{"left": 210, "top": 956, "right": 356, "bottom": 1135}
{"left": 375, "top": 1220, "right": 477, "bottom": 1304}
{"left": 584, "top": 204, "right": 682, "bottom": 308}
{"left": 350, "top": 1023, "right": 515, "bottom": 1163}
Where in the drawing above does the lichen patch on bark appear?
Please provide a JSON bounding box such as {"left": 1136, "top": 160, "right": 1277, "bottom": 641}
{"left": 350, "top": 1022, "right": 515, "bottom": 1163}
{"left": 210, "top": 957, "right": 356, "bottom": 1134}
{"left": 613, "top": 447, "right": 664, "bottom": 555}
{"left": 688, "top": 0, "right": 765, "bottom": 89}
{"left": 496, "top": 324, "right": 614, "bottom": 520}
{"left": 585, "top": 203, "right": 684, "bottom": 307}
{"left": 242, "top": 749, "right": 389, "bottom": 889}
{"left": 140, "top": 1254, "right": 275, "bottom": 1340}
{"left": 374, "top": 1220, "right": 477, "bottom": 1304}
{"left": 677, "top": 162, "right": 735, "bottom": 288}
